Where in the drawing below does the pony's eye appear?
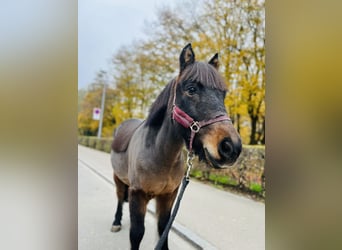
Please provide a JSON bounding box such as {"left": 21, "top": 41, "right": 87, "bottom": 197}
{"left": 187, "top": 86, "right": 196, "bottom": 95}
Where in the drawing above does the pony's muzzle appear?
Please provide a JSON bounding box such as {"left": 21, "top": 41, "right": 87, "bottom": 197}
{"left": 200, "top": 121, "right": 242, "bottom": 168}
{"left": 218, "top": 137, "right": 242, "bottom": 165}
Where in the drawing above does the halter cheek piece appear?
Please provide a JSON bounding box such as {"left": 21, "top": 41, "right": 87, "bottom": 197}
{"left": 172, "top": 105, "right": 231, "bottom": 152}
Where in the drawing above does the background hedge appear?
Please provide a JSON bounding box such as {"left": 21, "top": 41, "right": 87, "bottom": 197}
{"left": 78, "top": 136, "right": 265, "bottom": 199}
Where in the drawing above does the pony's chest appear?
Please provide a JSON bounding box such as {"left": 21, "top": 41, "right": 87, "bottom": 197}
{"left": 144, "top": 175, "right": 183, "bottom": 196}
{"left": 131, "top": 163, "right": 184, "bottom": 195}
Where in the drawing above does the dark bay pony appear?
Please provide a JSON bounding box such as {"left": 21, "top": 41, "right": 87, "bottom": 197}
{"left": 110, "top": 44, "right": 242, "bottom": 250}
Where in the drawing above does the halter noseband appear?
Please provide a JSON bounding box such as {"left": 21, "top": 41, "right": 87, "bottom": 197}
{"left": 172, "top": 104, "right": 231, "bottom": 152}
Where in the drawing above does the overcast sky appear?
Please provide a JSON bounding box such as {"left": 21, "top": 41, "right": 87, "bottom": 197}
{"left": 78, "top": 0, "right": 179, "bottom": 90}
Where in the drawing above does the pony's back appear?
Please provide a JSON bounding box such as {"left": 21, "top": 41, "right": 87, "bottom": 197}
{"left": 111, "top": 119, "right": 143, "bottom": 153}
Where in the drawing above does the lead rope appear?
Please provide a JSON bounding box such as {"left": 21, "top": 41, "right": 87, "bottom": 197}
{"left": 154, "top": 151, "right": 194, "bottom": 250}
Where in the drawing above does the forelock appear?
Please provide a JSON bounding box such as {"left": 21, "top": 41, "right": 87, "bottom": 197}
{"left": 178, "top": 62, "right": 227, "bottom": 91}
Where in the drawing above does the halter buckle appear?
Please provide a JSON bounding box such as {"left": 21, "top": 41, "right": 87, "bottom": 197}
{"left": 190, "top": 121, "right": 200, "bottom": 133}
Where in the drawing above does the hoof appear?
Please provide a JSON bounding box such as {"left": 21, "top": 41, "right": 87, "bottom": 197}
{"left": 111, "top": 225, "right": 121, "bottom": 232}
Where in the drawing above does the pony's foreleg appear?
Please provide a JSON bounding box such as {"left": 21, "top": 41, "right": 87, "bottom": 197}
{"left": 129, "top": 189, "right": 148, "bottom": 250}
{"left": 111, "top": 174, "right": 128, "bottom": 232}
{"left": 155, "top": 188, "right": 179, "bottom": 250}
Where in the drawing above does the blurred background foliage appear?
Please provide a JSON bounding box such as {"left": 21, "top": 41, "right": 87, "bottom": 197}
{"left": 78, "top": 0, "right": 265, "bottom": 144}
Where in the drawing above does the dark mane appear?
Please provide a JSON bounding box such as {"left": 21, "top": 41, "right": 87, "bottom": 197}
{"left": 145, "top": 79, "right": 175, "bottom": 127}
{"left": 178, "top": 62, "right": 227, "bottom": 91}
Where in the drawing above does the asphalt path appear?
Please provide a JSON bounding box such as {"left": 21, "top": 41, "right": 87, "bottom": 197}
{"left": 78, "top": 145, "right": 265, "bottom": 250}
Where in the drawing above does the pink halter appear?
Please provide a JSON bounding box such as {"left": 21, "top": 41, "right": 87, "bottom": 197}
{"left": 172, "top": 105, "right": 231, "bottom": 152}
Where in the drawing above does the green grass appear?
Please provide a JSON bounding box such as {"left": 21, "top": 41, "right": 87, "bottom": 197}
{"left": 190, "top": 169, "right": 203, "bottom": 178}
{"left": 249, "top": 183, "right": 262, "bottom": 193}
{"left": 208, "top": 173, "right": 238, "bottom": 186}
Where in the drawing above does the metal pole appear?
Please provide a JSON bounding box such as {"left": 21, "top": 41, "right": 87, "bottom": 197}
{"left": 97, "top": 83, "right": 106, "bottom": 138}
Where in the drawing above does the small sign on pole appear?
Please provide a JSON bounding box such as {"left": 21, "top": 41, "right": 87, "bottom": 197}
{"left": 93, "top": 108, "right": 101, "bottom": 120}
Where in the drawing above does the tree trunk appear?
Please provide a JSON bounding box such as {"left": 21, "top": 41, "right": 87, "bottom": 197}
{"left": 260, "top": 117, "right": 265, "bottom": 144}
{"left": 250, "top": 115, "right": 258, "bottom": 145}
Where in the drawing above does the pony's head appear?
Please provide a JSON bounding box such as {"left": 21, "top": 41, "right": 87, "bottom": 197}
{"left": 173, "top": 44, "right": 242, "bottom": 168}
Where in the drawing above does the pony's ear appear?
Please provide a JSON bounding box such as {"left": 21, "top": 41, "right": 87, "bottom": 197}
{"left": 179, "top": 43, "right": 195, "bottom": 72}
{"left": 208, "top": 53, "right": 219, "bottom": 70}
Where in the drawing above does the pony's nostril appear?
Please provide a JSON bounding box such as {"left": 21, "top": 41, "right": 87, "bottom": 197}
{"left": 222, "top": 140, "right": 232, "bottom": 154}
{"left": 219, "top": 138, "right": 233, "bottom": 158}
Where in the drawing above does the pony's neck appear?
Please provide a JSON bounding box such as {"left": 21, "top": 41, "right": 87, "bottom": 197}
{"left": 152, "top": 112, "right": 184, "bottom": 163}
{"left": 144, "top": 79, "right": 185, "bottom": 163}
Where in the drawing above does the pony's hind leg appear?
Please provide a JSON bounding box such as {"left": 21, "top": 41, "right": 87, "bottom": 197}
{"left": 111, "top": 174, "right": 128, "bottom": 232}
{"left": 129, "top": 189, "right": 149, "bottom": 250}
{"left": 155, "top": 188, "right": 179, "bottom": 250}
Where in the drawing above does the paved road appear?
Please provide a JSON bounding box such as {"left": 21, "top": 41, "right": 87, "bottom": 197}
{"left": 78, "top": 145, "right": 265, "bottom": 250}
